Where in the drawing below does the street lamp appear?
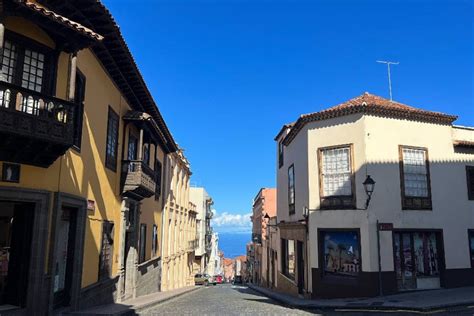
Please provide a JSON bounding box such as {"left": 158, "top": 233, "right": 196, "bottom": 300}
{"left": 362, "top": 175, "right": 376, "bottom": 210}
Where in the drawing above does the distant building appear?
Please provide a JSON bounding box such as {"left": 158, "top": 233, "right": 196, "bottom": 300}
{"left": 223, "top": 258, "right": 235, "bottom": 282}
{"left": 275, "top": 92, "right": 474, "bottom": 298}
{"left": 249, "top": 188, "right": 276, "bottom": 286}
{"left": 189, "top": 187, "right": 213, "bottom": 274}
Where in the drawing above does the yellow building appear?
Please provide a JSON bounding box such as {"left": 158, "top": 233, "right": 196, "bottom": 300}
{"left": 0, "top": 1, "right": 183, "bottom": 314}
{"left": 161, "top": 150, "right": 198, "bottom": 291}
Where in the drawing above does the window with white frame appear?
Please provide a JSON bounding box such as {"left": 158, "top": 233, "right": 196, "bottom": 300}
{"left": 319, "top": 145, "right": 354, "bottom": 209}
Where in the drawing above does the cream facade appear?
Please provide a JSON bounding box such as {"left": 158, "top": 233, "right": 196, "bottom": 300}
{"left": 189, "top": 187, "right": 213, "bottom": 274}
{"left": 161, "top": 150, "right": 196, "bottom": 291}
{"left": 276, "top": 92, "right": 474, "bottom": 298}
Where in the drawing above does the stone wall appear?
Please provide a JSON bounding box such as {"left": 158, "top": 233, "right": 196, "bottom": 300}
{"left": 136, "top": 257, "right": 162, "bottom": 297}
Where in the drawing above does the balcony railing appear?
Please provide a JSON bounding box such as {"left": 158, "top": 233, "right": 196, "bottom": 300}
{"left": 121, "top": 160, "right": 156, "bottom": 200}
{"left": 0, "top": 81, "right": 76, "bottom": 167}
{"left": 187, "top": 239, "right": 199, "bottom": 252}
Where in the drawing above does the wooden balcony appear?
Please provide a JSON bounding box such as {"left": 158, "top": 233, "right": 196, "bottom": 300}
{"left": 0, "top": 81, "right": 75, "bottom": 167}
{"left": 121, "top": 160, "right": 156, "bottom": 200}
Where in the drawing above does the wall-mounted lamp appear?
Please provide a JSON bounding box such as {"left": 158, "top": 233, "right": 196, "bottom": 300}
{"left": 362, "top": 175, "right": 376, "bottom": 210}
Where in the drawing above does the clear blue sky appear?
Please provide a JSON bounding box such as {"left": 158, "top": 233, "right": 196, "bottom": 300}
{"left": 103, "top": 0, "right": 473, "bottom": 232}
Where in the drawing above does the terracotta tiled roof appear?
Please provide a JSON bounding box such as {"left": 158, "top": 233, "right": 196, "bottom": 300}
{"left": 283, "top": 92, "right": 457, "bottom": 145}
{"left": 15, "top": 0, "right": 104, "bottom": 41}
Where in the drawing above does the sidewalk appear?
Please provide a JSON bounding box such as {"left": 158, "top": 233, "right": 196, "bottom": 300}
{"left": 247, "top": 284, "right": 474, "bottom": 312}
{"left": 66, "top": 286, "right": 201, "bottom": 315}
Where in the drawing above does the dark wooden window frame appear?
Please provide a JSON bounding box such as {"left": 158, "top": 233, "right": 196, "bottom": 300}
{"left": 466, "top": 166, "right": 474, "bottom": 201}
{"left": 318, "top": 144, "right": 356, "bottom": 210}
{"left": 2, "top": 30, "right": 57, "bottom": 96}
{"left": 278, "top": 140, "right": 284, "bottom": 168}
{"left": 468, "top": 229, "right": 474, "bottom": 268}
{"left": 98, "top": 221, "right": 114, "bottom": 280}
{"left": 105, "top": 106, "right": 119, "bottom": 171}
{"left": 288, "top": 164, "right": 295, "bottom": 215}
{"left": 72, "top": 68, "right": 86, "bottom": 151}
{"left": 155, "top": 159, "right": 163, "bottom": 200}
{"left": 152, "top": 224, "right": 158, "bottom": 257}
{"left": 399, "top": 145, "right": 432, "bottom": 210}
{"left": 139, "top": 223, "right": 147, "bottom": 263}
{"left": 1, "top": 162, "right": 20, "bottom": 183}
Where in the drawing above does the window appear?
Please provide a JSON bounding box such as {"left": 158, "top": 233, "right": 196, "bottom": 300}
{"left": 105, "top": 107, "right": 119, "bottom": 171}
{"left": 288, "top": 165, "right": 295, "bottom": 214}
{"left": 152, "top": 224, "right": 158, "bottom": 257}
{"left": 73, "top": 69, "right": 86, "bottom": 150}
{"left": 139, "top": 224, "right": 147, "bottom": 263}
{"left": 278, "top": 140, "right": 284, "bottom": 168}
{"left": 399, "top": 146, "right": 432, "bottom": 209}
{"left": 128, "top": 134, "right": 138, "bottom": 160}
{"left": 469, "top": 230, "right": 474, "bottom": 268}
{"left": 98, "top": 221, "right": 114, "bottom": 280}
{"left": 281, "top": 239, "right": 295, "bottom": 279}
{"left": 466, "top": 166, "right": 474, "bottom": 200}
{"left": 0, "top": 33, "right": 55, "bottom": 95}
{"left": 155, "top": 159, "right": 163, "bottom": 200}
{"left": 143, "top": 144, "right": 150, "bottom": 166}
{"left": 320, "top": 230, "right": 360, "bottom": 278}
{"left": 319, "top": 145, "right": 354, "bottom": 209}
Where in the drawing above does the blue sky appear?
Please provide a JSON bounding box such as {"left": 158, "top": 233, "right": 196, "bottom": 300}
{"left": 103, "top": 0, "right": 473, "bottom": 233}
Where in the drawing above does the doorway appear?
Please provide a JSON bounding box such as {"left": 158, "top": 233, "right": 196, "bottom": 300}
{"left": 0, "top": 201, "right": 35, "bottom": 308}
{"left": 297, "top": 241, "right": 305, "bottom": 295}
{"left": 53, "top": 206, "right": 78, "bottom": 308}
{"left": 394, "top": 231, "right": 442, "bottom": 290}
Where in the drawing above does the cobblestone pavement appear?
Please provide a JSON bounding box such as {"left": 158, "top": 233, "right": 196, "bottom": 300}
{"left": 140, "top": 284, "right": 474, "bottom": 316}
{"left": 140, "top": 284, "right": 312, "bottom": 315}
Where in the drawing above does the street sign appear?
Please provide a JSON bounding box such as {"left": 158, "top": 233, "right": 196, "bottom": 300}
{"left": 378, "top": 223, "right": 393, "bottom": 231}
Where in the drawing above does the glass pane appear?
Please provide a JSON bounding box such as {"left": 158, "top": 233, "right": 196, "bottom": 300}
{"left": 322, "top": 147, "right": 352, "bottom": 196}
{"left": 54, "top": 209, "right": 70, "bottom": 293}
{"left": 403, "top": 148, "right": 429, "bottom": 197}
{"left": 287, "top": 239, "right": 295, "bottom": 279}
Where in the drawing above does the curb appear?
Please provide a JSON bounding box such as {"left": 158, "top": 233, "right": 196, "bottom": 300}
{"left": 247, "top": 284, "right": 474, "bottom": 312}
{"left": 129, "top": 286, "right": 202, "bottom": 315}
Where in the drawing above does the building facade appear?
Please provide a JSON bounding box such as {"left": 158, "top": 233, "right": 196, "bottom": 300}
{"left": 250, "top": 188, "right": 276, "bottom": 285}
{"left": 276, "top": 92, "right": 474, "bottom": 298}
{"left": 0, "top": 0, "right": 183, "bottom": 314}
{"left": 161, "top": 150, "right": 197, "bottom": 291}
{"left": 189, "top": 187, "right": 213, "bottom": 274}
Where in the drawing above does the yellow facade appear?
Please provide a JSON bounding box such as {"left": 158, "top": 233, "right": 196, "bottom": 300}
{"left": 0, "top": 2, "right": 183, "bottom": 314}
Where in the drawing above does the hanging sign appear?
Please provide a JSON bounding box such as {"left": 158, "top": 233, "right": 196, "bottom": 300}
{"left": 378, "top": 223, "right": 393, "bottom": 231}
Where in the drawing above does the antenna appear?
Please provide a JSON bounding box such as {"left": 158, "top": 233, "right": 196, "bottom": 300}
{"left": 376, "top": 60, "right": 399, "bottom": 101}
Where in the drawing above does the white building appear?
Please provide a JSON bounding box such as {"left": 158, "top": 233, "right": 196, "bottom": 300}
{"left": 207, "top": 232, "right": 221, "bottom": 276}
{"left": 275, "top": 92, "right": 474, "bottom": 298}
{"left": 190, "top": 187, "right": 213, "bottom": 274}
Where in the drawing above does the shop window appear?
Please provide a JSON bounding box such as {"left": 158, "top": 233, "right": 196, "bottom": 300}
{"left": 320, "top": 230, "right": 360, "bottom": 278}
{"left": 318, "top": 145, "right": 355, "bottom": 209}
{"left": 399, "top": 146, "right": 432, "bottom": 209}
{"left": 98, "top": 221, "right": 114, "bottom": 280}
{"left": 281, "top": 238, "right": 295, "bottom": 280}
{"left": 288, "top": 165, "right": 295, "bottom": 215}
{"left": 105, "top": 107, "right": 119, "bottom": 171}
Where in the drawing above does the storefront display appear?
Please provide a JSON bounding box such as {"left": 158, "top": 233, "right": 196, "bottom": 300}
{"left": 321, "top": 231, "right": 360, "bottom": 277}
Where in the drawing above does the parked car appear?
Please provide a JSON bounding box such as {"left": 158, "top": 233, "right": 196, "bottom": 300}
{"left": 215, "top": 275, "right": 223, "bottom": 284}
{"left": 205, "top": 274, "right": 217, "bottom": 285}
{"left": 194, "top": 273, "right": 209, "bottom": 286}
{"left": 233, "top": 275, "right": 242, "bottom": 284}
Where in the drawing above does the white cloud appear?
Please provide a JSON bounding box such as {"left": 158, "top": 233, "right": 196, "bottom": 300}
{"left": 212, "top": 211, "right": 252, "bottom": 233}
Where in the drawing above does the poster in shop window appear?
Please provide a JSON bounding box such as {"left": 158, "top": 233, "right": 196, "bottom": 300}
{"left": 323, "top": 231, "right": 360, "bottom": 277}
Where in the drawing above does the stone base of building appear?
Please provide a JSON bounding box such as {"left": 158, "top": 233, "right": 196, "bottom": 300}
{"left": 77, "top": 276, "right": 120, "bottom": 310}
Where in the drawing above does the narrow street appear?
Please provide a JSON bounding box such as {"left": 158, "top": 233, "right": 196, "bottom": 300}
{"left": 140, "top": 284, "right": 311, "bottom": 315}
{"left": 140, "top": 284, "right": 474, "bottom": 316}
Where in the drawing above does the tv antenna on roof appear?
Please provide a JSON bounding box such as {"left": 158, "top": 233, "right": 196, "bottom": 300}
{"left": 376, "top": 60, "right": 399, "bottom": 101}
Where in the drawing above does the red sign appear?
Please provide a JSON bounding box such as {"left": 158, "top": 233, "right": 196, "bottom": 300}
{"left": 378, "top": 223, "right": 393, "bottom": 231}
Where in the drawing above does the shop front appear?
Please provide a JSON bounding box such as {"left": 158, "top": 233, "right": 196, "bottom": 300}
{"left": 393, "top": 230, "right": 444, "bottom": 291}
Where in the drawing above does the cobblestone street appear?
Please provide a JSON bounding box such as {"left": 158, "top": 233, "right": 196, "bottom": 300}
{"left": 140, "top": 284, "right": 312, "bottom": 315}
